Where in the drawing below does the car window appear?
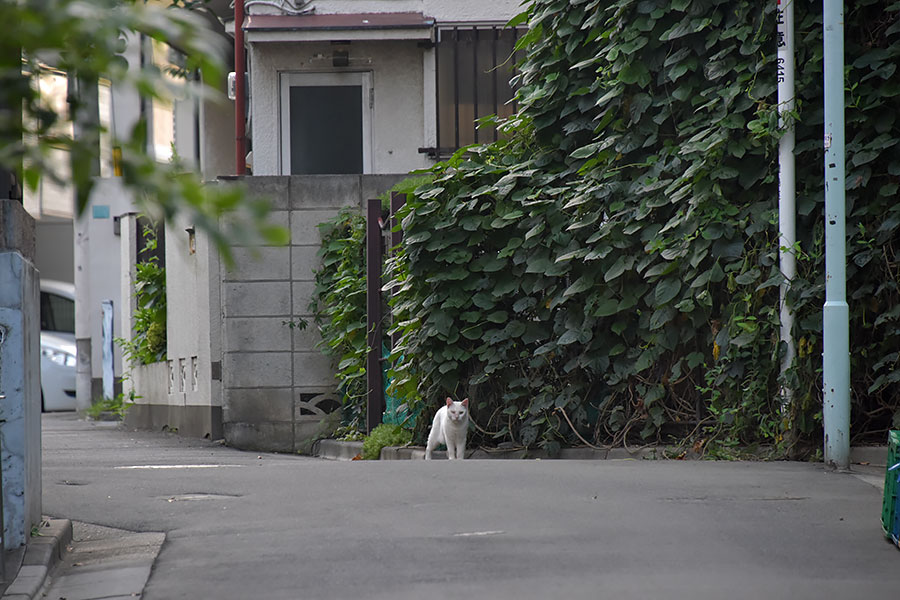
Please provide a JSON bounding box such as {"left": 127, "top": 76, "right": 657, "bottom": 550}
{"left": 41, "top": 292, "right": 75, "bottom": 334}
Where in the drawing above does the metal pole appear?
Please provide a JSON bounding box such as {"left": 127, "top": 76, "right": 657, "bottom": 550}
{"left": 234, "top": 0, "right": 247, "bottom": 175}
{"left": 366, "top": 198, "right": 384, "bottom": 433}
{"left": 777, "top": 0, "right": 797, "bottom": 419}
{"left": 822, "top": 0, "right": 850, "bottom": 470}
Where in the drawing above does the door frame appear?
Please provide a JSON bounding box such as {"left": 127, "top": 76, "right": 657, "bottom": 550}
{"left": 279, "top": 71, "right": 373, "bottom": 175}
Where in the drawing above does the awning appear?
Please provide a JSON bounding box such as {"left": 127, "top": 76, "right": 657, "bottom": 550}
{"left": 243, "top": 12, "right": 435, "bottom": 42}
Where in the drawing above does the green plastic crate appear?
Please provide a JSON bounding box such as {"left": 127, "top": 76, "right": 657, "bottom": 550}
{"left": 882, "top": 430, "right": 900, "bottom": 539}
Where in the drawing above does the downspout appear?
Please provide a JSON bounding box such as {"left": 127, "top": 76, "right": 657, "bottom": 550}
{"left": 777, "top": 0, "right": 796, "bottom": 434}
{"left": 822, "top": 0, "right": 850, "bottom": 471}
{"left": 234, "top": 0, "right": 247, "bottom": 175}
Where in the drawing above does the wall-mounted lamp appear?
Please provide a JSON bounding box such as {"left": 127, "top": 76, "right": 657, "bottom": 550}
{"left": 185, "top": 225, "right": 196, "bottom": 255}
{"left": 332, "top": 41, "right": 350, "bottom": 67}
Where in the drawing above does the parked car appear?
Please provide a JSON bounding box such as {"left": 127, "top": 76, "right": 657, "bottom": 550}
{"left": 40, "top": 279, "right": 77, "bottom": 411}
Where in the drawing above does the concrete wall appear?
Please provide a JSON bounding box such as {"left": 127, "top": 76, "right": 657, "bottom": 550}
{"left": 221, "top": 174, "right": 406, "bottom": 451}
{"left": 0, "top": 201, "right": 42, "bottom": 549}
{"left": 83, "top": 180, "right": 139, "bottom": 396}
{"left": 124, "top": 174, "right": 406, "bottom": 450}
{"left": 121, "top": 211, "right": 225, "bottom": 439}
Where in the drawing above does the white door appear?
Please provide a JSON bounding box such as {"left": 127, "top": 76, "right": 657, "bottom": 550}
{"left": 280, "top": 72, "right": 372, "bottom": 175}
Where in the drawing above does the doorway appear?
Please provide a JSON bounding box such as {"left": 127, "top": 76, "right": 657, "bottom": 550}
{"left": 280, "top": 72, "right": 372, "bottom": 175}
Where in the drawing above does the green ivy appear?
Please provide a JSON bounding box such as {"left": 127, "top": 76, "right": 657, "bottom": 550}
{"left": 382, "top": 0, "right": 900, "bottom": 456}
{"left": 310, "top": 177, "right": 434, "bottom": 431}
{"left": 118, "top": 222, "right": 167, "bottom": 366}
{"left": 360, "top": 423, "right": 413, "bottom": 460}
{"left": 309, "top": 206, "right": 369, "bottom": 429}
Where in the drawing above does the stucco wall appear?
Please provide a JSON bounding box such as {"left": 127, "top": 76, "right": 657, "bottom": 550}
{"left": 122, "top": 210, "right": 224, "bottom": 439}
{"left": 85, "top": 180, "right": 137, "bottom": 387}
{"left": 249, "top": 41, "right": 430, "bottom": 176}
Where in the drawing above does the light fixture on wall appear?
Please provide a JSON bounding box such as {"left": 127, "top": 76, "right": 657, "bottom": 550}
{"left": 185, "top": 225, "right": 196, "bottom": 255}
{"left": 332, "top": 41, "right": 350, "bottom": 67}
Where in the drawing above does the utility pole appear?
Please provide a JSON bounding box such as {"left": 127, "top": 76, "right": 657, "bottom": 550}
{"left": 234, "top": 0, "right": 247, "bottom": 175}
{"left": 69, "top": 73, "right": 101, "bottom": 412}
{"left": 777, "top": 0, "right": 797, "bottom": 435}
{"left": 822, "top": 0, "right": 851, "bottom": 471}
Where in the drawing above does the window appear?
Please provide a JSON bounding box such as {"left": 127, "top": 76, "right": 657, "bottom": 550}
{"left": 433, "top": 26, "right": 524, "bottom": 158}
{"left": 40, "top": 292, "right": 75, "bottom": 334}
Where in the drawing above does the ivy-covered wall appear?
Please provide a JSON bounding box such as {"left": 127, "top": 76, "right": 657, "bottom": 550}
{"left": 376, "top": 0, "right": 900, "bottom": 457}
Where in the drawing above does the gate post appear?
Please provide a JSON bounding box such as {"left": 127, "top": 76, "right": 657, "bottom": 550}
{"left": 366, "top": 198, "right": 384, "bottom": 433}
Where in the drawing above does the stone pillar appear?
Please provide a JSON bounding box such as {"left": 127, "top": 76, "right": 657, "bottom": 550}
{"left": 0, "top": 200, "right": 41, "bottom": 549}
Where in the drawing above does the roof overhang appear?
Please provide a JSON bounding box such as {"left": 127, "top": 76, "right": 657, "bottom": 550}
{"left": 243, "top": 12, "right": 435, "bottom": 43}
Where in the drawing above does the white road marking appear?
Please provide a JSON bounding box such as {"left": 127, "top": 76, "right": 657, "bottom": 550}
{"left": 453, "top": 530, "right": 505, "bottom": 537}
{"left": 115, "top": 464, "right": 243, "bottom": 470}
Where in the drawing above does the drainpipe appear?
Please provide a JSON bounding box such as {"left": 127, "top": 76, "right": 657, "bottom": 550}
{"left": 777, "top": 0, "right": 796, "bottom": 427}
{"left": 234, "top": 0, "right": 246, "bottom": 175}
{"left": 822, "top": 0, "right": 850, "bottom": 471}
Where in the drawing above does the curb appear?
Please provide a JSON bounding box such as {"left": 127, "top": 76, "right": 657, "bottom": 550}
{"left": 316, "top": 439, "right": 888, "bottom": 465}
{"left": 3, "top": 518, "right": 72, "bottom": 600}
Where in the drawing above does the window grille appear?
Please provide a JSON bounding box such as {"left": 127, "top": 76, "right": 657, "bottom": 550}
{"left": 430, "top": 25, "right": 524, "bottom": 158}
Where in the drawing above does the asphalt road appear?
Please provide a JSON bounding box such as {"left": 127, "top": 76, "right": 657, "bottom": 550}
{"left": 41, "top": 413, "right": 900, "bottom": 600}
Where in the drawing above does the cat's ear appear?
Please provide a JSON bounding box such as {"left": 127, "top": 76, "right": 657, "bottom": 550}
{"left": 462, "top": 398, "right": 469, "bottom": 407}
{"left": 445, "top": 397, "right": 453, "bottom": 406}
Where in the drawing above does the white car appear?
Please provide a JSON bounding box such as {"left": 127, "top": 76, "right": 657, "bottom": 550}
{"left": 40, "top": 279, "right": 77, "bottom": 411}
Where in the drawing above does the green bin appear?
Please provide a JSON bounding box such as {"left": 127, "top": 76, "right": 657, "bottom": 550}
{"left": 882, "top": 430, "right": 900, "bottom": 540}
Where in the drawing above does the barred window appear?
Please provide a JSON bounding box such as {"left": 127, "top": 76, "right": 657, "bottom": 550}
{"left": 434, "top": 26, "right": 524, "bottom": 158}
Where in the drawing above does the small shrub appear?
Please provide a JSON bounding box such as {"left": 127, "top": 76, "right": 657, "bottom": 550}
{"left": 361, "top": 424, "right": 412, "bottom": 460}
{"left": 85, "top": 390, "right": 135, "bottom": 421}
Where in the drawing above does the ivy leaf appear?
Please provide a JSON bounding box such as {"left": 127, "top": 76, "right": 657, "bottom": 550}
{"left": 487, "top": 311, "right": 509, "bottom": 324}
{"left": 619, "top": 61, "right": 651, "bottom": 87}
{"left": 564, "top": 275, "right": 594, "bottom": 297}
{"left": 558, "top": 329, "right": 580, "bottom": 345}
{"left": 654, "top": 278, "right": 681, "bottom": 305}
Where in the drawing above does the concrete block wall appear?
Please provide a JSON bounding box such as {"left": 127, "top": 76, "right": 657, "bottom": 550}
{"left": 221, "top": 174, "right": 407, "bottom": 452}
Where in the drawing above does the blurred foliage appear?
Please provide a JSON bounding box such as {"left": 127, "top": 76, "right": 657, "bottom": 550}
{"left": 2, "top": 0, "right": 287, "bottom": 264}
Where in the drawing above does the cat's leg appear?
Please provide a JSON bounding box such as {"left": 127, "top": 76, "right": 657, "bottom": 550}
{"left": 425, "top": 427, "right": 439, "bottom": 460}
{"left": 445, "top": 436, "right": 457, "bottom": 460}
{"left": 425, "top": 434, "right": 434, "bottom": 460}
{"left": 455, "top": 434, "right": 467, "bottom": 459}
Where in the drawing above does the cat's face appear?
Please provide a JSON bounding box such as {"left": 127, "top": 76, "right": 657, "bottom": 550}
{"left": 445, "top": 397, "right": 469, "bottom": 422}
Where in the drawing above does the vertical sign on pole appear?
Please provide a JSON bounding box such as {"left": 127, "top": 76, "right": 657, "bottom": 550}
{"left": 777, "top": 0, "right": 797, "bottom": 422}
{"left": 822, "top": 0, "right": 851, "bottom": 471}
{"left": 101, "top": 300, "right": 114, "bottom": 400}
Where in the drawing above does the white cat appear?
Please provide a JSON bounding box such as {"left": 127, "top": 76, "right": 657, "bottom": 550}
{"left": 425, "top": 397, "right": 469, "bottom": 460}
